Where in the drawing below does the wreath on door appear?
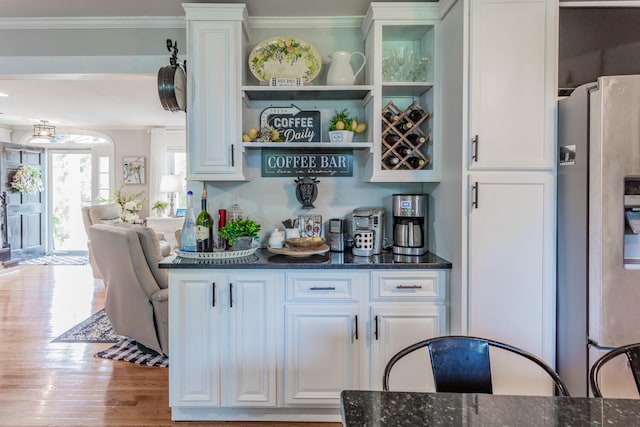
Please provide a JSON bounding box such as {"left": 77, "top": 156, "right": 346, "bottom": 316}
{"left": 10, "top": 166, "right": 44, "bottom": 195}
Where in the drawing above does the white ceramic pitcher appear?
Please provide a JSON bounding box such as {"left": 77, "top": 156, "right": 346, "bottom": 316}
{"left": 326, "top": 51, "right": 366, "bottom": 85}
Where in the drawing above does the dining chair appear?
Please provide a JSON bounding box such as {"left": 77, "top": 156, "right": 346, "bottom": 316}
{"left": 589, "top": 343, "right": 640, "bottom": 398}
{"left": 382, "top": 335, "right": 570, "bottom": 396}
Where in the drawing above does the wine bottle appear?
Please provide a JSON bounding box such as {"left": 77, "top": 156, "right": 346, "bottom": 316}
{"left": 396, "top": 143, "right": 413, "bottom": 157}
{"left": 382, "top": 111, "right": 399, "bottom": 124}
{"left": 383, "top": 133, "right": 401, "bottom": 145}
{"left": 407, "top": 106, "right": 428, "bottom": 123}
{"left": 406, "top": 133, "right": 427, "bottom": 145}
{"left": 217, "top": 209, "right": 227, "bottom": 250}
{"left": 196, "top": 183, "right": 214, "bottom": 252}
{"left": 395, "top": 118, "right": 413, "bottom": 132}
{"left": 384, "top": 155, "right": 400, "bottom": 168}
{"left": 179, "top": 191, "right": 197, "bottom": 253}
{"left": 406, "top": 156, "right": 427, "bottom": 169}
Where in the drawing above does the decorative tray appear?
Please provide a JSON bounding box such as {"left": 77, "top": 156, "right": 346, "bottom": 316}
{"left": 267, "top": 244, "right": 330, "bottom": 258}
{"left": 176, "top": 247, "right": 258, "bottom": 259}
{"left": 248, "top": 36, "right": 322, "bottom": 83}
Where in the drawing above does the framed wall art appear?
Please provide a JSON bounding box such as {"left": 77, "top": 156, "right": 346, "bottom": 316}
{"left": 123, "top": 156, "right": 145, "bottom": 184}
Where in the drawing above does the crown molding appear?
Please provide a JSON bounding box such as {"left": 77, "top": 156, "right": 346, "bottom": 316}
{"left": 0, "top": 16, "right": 185, "bottom": 30}
{"left": 249, "top": 16, "right": 364, "bottom": 29}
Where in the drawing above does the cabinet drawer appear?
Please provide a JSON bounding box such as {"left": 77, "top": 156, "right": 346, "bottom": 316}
{"left": 371, "top": 270, "right": 446, "bottom": 301}
{"left": 286, "top": 271, "right": 366, "bottom": 301}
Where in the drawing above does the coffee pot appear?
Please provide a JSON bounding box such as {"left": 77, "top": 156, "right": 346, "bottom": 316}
{"left": 326, "top": 51, "right": 366, "bottom": 85}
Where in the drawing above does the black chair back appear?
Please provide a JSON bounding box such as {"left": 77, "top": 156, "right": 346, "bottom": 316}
{"left": 383, "top": 335, "right": 569, "bottom": 396}
{"left": 590, "top": 343, "right": 640, "bottom": 398}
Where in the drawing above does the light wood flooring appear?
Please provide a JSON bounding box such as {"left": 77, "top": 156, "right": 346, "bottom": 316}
{"left": 0, "top": 264, "right": 341, "bottom": 427}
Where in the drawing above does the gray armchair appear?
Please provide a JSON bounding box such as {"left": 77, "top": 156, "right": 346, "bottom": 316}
{"left": 89, "top": 223, "right": 170, "bottom": 356}
{"left": 82, "top": 203, "right": 171, "bottom": 280}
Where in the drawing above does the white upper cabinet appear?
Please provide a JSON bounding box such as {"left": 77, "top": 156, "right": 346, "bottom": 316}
{"left": 468, "top": 0, "right": 556, "bottom": 170}
{"left": 185, "top": 5, "right": 248, "bottom": 180}
{"left": 362, "top": 3, "right": 442, "bottom": 182}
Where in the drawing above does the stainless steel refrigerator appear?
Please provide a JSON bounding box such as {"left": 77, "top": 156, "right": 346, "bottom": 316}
{"left": 558, "top": 75, "right": 640, "bottom": 398}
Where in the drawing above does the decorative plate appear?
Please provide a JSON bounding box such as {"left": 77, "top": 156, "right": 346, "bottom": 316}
{"left": 176, "top": 247, "right": 258, "bottom": 259}
{"left": 248, "top": 37, "right": 322, "bottom": 83}
{"left": 267, "top": 244, "right": 330, "bottom": 258}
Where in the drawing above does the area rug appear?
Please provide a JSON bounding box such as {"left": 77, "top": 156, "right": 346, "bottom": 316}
{"left": 52, "top": 309, "right": 123, "bottom": 343}
{"left": 21, "top": 255, "right": 89, "bottom": 265}
{"left": 95, "top": 338, "right": 169, "bottom": 367}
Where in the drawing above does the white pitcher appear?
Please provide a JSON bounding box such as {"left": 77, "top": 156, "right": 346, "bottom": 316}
{"left": 326, "top": 51, "right": 366, "bottom": 85}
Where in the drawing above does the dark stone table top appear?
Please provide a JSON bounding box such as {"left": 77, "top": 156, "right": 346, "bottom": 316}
{"left": 340, "top": 390, "right": 640, "bottom": 426}
{"left": 160, "top": 248, "right": 452, "bottom": 270}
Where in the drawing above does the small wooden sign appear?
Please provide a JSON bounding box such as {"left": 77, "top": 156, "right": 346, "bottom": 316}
{"left": 261, "top": 149, "right": 353, "bottom": 177}
{"left": 260, "top": 105, "right": 321, "bottom": 142}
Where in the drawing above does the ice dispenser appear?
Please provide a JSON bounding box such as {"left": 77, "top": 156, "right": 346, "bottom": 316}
{"left": 624, "top": 177, "right": 640, "bottom": 266}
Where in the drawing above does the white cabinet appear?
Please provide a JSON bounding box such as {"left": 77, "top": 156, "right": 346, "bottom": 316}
{"left": 169, "top": 270, "right": 284, "bottom": 412}
{"left": 362, "top": 3, "right": 442, "bottom": 182}
{"left": 468, "top": 0, "right": 556, "bottom": 169}
{"left": 184, "top": 5, "right": 247, "bottom": 180}
{"left": 368, "top": 270, "right": 448, "bottom": 392}
{"left": 283, "top": 271, "right": 367, "bottom": 407}
{"left": 467, "top": 172, "right": 555, "bottom": 395}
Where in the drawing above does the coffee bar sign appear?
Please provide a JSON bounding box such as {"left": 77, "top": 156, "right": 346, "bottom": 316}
{"left": 260, "top": 105, "right": 320, "bottom": 142}
{"left": 261, "top": 149, "right": 353, "bottom": 177}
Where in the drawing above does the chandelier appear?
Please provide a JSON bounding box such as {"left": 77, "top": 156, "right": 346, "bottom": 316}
{"left": 33, "top": 120, "right": 56, "bottom": 138}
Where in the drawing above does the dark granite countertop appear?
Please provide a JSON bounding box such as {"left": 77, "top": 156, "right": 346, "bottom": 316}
{"left": 340, "top": 390, "right": 640, "bottom": 426}
{"left": 160, "top": 248, "right": 451, "bottom": 270}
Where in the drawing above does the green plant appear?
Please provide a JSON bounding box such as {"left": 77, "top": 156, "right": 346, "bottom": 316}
{"left": 328, "top": 108, "right": 366, "bottom": 133}
{"left": 152, "top": 201, "right": 169, "bottom": 210}
{"left": 10, "top": 166, "right": 44, "bottom": 194}
{"left": 218, "top": 218, "right": 261, "bottom": 246}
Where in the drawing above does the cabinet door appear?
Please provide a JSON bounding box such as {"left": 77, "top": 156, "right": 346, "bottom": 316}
{"left": 169, "top": 272, "right": 220, "bottom": 407}
{"left": 468, "top": 173, "right": 555, "bottom": 395}
{"left": 186, "top": 18, "right": 245, "bottom": 180}
{"left": 284, "top": 304, "right": 361, "bottom": 406}
{"left": 468, "top": 0, "right": 556, "bottom": 169}
{"left": 370, "top": 304, "right": 446, "bottom": 392}
{"left": 223, "top": 272, "right": 282, "bottom": 407}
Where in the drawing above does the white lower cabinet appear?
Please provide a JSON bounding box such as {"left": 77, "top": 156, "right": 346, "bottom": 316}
{"left": 169, "top": 270, "right": 283, "bottom": 411}
{"left": 283, "top": 271, "right": 367, "bottom": 407}
{"left": 168, "top": 268, "right": 448, "bottom": 421}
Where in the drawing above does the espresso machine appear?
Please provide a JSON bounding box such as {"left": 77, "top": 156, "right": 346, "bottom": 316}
{"left": 392, "top": 194, "right": 427, "bottom": 256}
{"left": 351, "top": 207, "right": 384, "bottom": 256}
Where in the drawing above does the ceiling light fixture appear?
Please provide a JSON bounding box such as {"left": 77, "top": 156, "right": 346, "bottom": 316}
{"left": 33, "top": 120, "right": 56, "bottom": 138}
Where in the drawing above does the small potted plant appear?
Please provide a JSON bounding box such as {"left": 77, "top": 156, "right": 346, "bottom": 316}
{"left": 328, "top": 108, "right": 367, "bottom": 143}
{"left": 219, "top": 218, "right": 261, "bottom": 250}
{"left": 152, "top": 201, "right": 169, "bottom": 217}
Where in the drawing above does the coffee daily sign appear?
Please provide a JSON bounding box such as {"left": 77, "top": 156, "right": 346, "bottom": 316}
{"left": 261, "top": 150, "right": 353, "bottom": 177}
{"left": 260, "top": 105, "right": 320, "bottom": 142}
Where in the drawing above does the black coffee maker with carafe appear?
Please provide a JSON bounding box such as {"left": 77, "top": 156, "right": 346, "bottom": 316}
{"left": 392, "top": 194, "right": 428, "bottom": 256}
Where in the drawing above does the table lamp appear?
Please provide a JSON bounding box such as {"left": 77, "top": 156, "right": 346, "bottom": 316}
{"left": 159, "top": 174, "right": 184, "bottom": 217}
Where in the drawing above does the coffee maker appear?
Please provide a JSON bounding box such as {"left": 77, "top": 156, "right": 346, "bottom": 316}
{"left": 351, "top": 207, "right": 384, "bottom": 257}
{"left": 392, "top": 194, "right": 427, "bottom": 256}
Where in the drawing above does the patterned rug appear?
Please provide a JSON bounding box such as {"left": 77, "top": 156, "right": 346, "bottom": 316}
{"left": 95, "top": 338, "right": 169, "bottom": 367}
{"left": 21, "top": 255, "right": 89, "bottom": 265}
{"left": 52, "top": 309, "right": 123, "bottom": 343}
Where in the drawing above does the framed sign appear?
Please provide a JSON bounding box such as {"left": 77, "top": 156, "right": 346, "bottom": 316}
{"left": 260, "top": 105, "right": 321, "bottom": 142}
{"left": 123, "top": 156, "right": 145, "bottom": 184}
{"left": 261, "top": 149, "right": 353, "bottom": 177}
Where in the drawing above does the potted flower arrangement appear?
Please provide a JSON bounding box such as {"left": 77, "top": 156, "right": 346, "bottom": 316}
{"left": 328, "top": 108, "right": 367, "bottom": 143}
{"left": 219, "top": 218, "right": 261, "bottom": 250}
{"left": 10, "top": 166, "right": 44, "bottom": 195}
{"left": 152, "top": 200, "right": 169, "bottom": 217}
{"left": 112, "top": 184, "right": 146, "bottom": 223}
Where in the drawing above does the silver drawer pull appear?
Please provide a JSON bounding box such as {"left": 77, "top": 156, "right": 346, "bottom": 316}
{"left": 396, "top": 285, "right": 423, "bottom": 289}
{"left": 310, "top": 286, "right": 336, "bottom": 291}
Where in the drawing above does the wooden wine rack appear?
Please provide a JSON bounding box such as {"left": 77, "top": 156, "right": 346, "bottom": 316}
{"left": 381, "top": 100, "right": 431, "bottom": 170}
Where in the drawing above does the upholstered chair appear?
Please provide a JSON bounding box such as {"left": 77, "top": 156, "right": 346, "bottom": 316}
{"left": 89, "top": 223, "right": 170, "bottom": 356}
{"left": 81, "top": 203, "right": 171, "bottom": 280}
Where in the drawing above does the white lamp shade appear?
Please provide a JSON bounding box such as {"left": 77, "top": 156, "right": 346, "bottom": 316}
{"left": 159, "top": 174, "right": 184, "bottom": 193}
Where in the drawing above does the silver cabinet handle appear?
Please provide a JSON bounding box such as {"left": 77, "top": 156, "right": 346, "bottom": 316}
{"left": 472, "top": 134, "right": 479, "bottom": 161}
{"left": 472, "top": 182, "right": 479, "bottom": 209}
{"left": 309, "top": 286, "right": 336, "bottom": 291}
{"left": 396, "top": 285, "right": 423, "bottom": 289}
{"left": 230, "top": 144, "right": 235, "bottom": 167}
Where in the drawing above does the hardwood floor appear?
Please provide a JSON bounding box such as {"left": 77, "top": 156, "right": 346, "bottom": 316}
{"left": 0, "top": 264, "right": 340, "bottom": 427}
